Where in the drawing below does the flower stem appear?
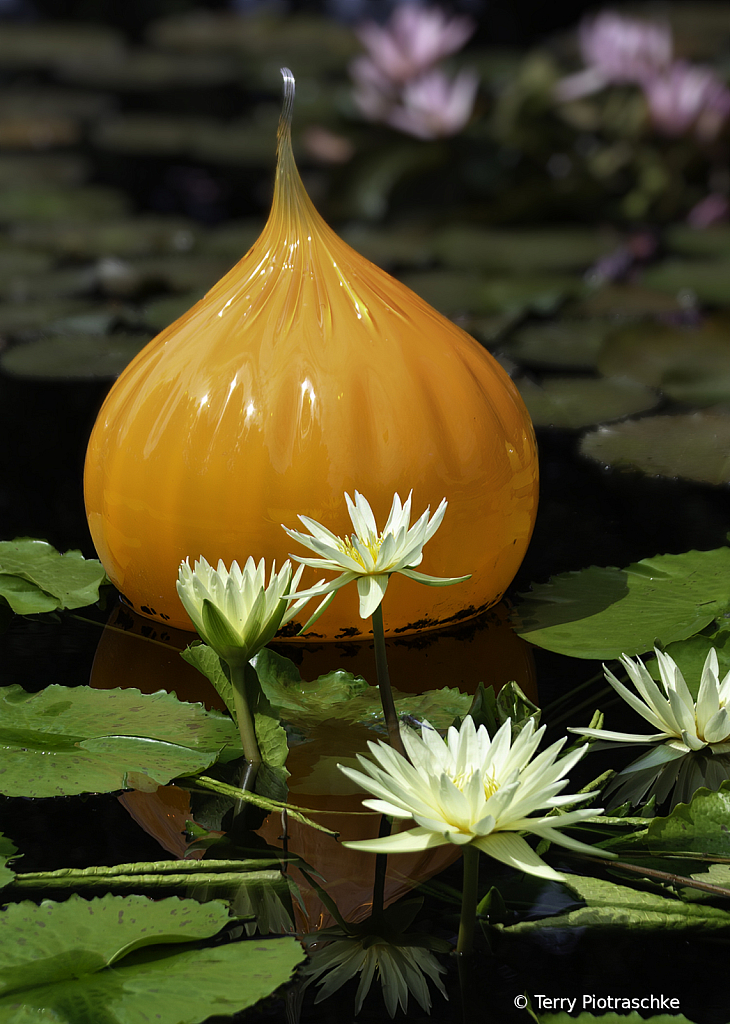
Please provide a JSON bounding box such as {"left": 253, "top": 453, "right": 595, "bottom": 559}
{"left": 371, "top": 603, "right": 407, "bottom": 760}
{"left": 372, "top": 815, "right": 392, "bottom": 921}
{"left": 456, "top": 845, "right": 480, "bottom": 955}
{"left": 229, "top": 662, "right": 262, "bottom": 791}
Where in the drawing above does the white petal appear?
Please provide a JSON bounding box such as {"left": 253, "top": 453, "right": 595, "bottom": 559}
{"left": 398, "top": 567, "right": 471, "bottom": 586}
{"left": 473, "top": 832, "right": 565, "bottom": 880}
{"left": 343, "top": 826, "right": 449, "bottom": 854}
{"left": 348, "top": 490, "right": 378, "bottom": 538}
{"left": 356, "top": 574, "right": 389, "bottom": 618}
{"left": 424, "top": 498, "right": 448, "bottom": 541}
{"left": 703, "top": 708, "right": 730, "bottom": 744}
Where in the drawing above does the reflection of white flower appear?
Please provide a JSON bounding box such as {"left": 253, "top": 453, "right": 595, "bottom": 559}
{"left": 176, "top": 556, "right": 310, "bottom": 666}
{"left": 604, "top": 748, "right": 730, "bottom": 812}
{"left": 339, "top": 717, "right": 607, "bottom": 881}
{"left": 570, "top": 647, "right": 730, "bottom": 755}
{"left": 303, "top": 928, "right": 447, "bottom": 1018}
{"left": 283, "top": 490, "right": 468, "bottom": 621}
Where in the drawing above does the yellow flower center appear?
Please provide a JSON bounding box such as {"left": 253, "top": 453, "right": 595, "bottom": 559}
{"left": 450, "top": 768, "right": 499, "bottom": 800}
{"left": 339, "top": 533, "right": 384, "bottom": 570}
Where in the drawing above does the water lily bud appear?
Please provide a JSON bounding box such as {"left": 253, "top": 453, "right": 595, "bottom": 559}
{"left": 84, "top": 70, "right": 538, "bottom": 638}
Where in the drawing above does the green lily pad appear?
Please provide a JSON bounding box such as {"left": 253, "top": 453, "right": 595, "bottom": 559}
{"left": 0, "top": 153, "right": 88, "bottom": 187}
{"left": 517, "top": 376, "right": 659, "bottom": 429}
{"left": 0, "top": 539, "right": 107, "bottom": 614}
{"left": 502, "top": 318, "right": 614, "bottom": 369}
{"left": 0, "top": 684, "right": 241, "bottom": 796}
{"left": 93, "top": 114, "right": 219, "bottom": 156}
{"left": 339, "top": 222, "right": 436, "bottom": 270}
{"left": 201, "top": 219, "right": 263, "bottom": 260}
{"left": 0, "top": 24, "right": 122, "bottom": 68}
{"left": 132, "top": 255, "right": 234, "bottom": 292}
{"left": 254, "top": 649, "right": 473, "bottom": 730}
{"left": 186, "top": 646, "right": 473, "bottom": 733}
{"left": 0, "top": 894, "right": 304, "bottom": 1023}
{"left": 0, "top": 185, "right": 128, "bottom": 223}
{"left": 0, "top": 299, "right": 97, "bottom": 334}
{"left": 666, "top": 223, "right": 730, "bottom": 258}
{"left": 149, "top": 10, "right": 359, "bottom": 69}
{"left": 598, "top": 318, "right": 730, "bottom": 406}
{"left": 641, "top": 259, "right": 730, "bottom": 305}
{"left": 434, "top": 226, "right": 617, "bottom": 273}
{"left": 397, "top": 270, "right": 487, "bottom": 315}
{"left": 13, "top": 215, "right": 199, "bottom": 259}
{"left": 480, "top": 276, "right": 580, "bottom": 315}
{"left": 59, "top": 51, "right": 239, "bottom": 91}
{"left": 142, "top": 290, "right": 205, "bottom": 331}
{"left": 0, "top": 247, "right": 53, "bottom": 277}
{"left": 253, "top": 648, "right": 371, "bottom": 726}
{"left": 567, "top": 283, "right": 683, "bottom": 317}
{"left": 647, "top": 781, "right": 730, "bottom": 856}
{"left": 0, "top": 88, "right": 112, "bottom": 121}
{"left": 645, "top": 628, "right": 730, "bottom": 691}
{"left": 512, "top": 547, "right": 730, "bottom": 659}
{"left": 0, "top": 266, "right": 95, "bottom": 301}
{"left": 0, "top": 334, "right": 150, "bottom": 379}
{"left": 399, "top": 270, "right": 577, "bottom": 317}
{"left": 503, "top": 872, "right": 730, "bottom": 931}
{"left": 580, "top": 412, "right": 730, "bottom": 485}
{"left": 192, "top": 117, "right": 282, "bottom": 167}
{"left": 0, "top": 834, "right": 18, "bottom": 890}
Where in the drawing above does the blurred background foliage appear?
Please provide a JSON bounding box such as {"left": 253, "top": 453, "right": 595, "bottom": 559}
{"left": 3, "top": 0, "right": 730, "bottom": 562}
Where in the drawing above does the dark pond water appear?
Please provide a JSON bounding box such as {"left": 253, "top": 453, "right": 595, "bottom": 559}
{"left": 4, "top": 405, "right": 730, "bottom": 1022}
{"left": 3, "top": 5, "right": 730, "bottom": 1022}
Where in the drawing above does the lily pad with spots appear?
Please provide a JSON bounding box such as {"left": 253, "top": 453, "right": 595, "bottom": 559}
{"left": 0, "top": 539, "right": 107, "bottom": 615}
{"left": 598, "top": 317, "right": 730, "bottom": 407}
{"left": 517, "top": 376, "right": 659, "bottom": 429}
{"left": 512, "top": 547, "right": 730, "bottom": 658}
{"left": 0, "top": 334, "right": 151, "bottom": 380}
{"left": 0, "top": 893, "right": 304, "bottom": 1023}
{"left": 434, "top": 225, "right": 618, "bottom": 273}
{"left": 0, "top": 683, "right": 242, "bottom": 797}
{"left": 580, "top": 412, "right": 730, "bottom": 485}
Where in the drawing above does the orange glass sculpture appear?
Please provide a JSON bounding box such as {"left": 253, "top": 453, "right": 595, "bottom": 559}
{"left": 84, "top": 70, "right": 538, "bottom": 638}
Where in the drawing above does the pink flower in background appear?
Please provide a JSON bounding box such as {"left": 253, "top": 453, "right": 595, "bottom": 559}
{"left": 579, "top": 10, "right": 672, "bottom": 85}
{"left": 385, "top": 67, "right": 479, "bottom": 139}
{"left": 645, "top": 62, "right": 730, "bottom": 141}
{"left": 555, "top": 9, "right": 672, "bottom": 102}
{"left": 350, "top": 4, "right": 478, "bottom": 139}
{"left": 687, "top": 193, "right": 729, "bottom": 227}
{"left": 350, "top": 54, "right": 397, "bottom": 120}
{"left": 356, "top": 4, "right": 475, "bottom": 85}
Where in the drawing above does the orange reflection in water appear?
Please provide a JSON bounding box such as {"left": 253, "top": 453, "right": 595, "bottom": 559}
{"left": 94, "top": 601, "right": 536, "bottom": 930}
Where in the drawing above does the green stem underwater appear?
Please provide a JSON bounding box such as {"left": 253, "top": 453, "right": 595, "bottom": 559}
{"left": 371, "top": 603, "right": 408, "bottom": 760}
{"left": 456, "top": 845, "right": 480, "bottom": 955}
{"left": 229, "top": 661, "right": 262, "bottom": 791}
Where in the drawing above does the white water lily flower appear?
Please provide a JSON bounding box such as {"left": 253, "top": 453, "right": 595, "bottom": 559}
{"left": 177, "top": 556, "right": 311, "bottom": 666}
{"left": 570, "top": 647, "right": 730, "bottom": 755}
{"left": 283, "top": 490, "right": 469, "bottom": 622}
{"left": 339, "top": 716, "right": 608, "bottom": 881}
